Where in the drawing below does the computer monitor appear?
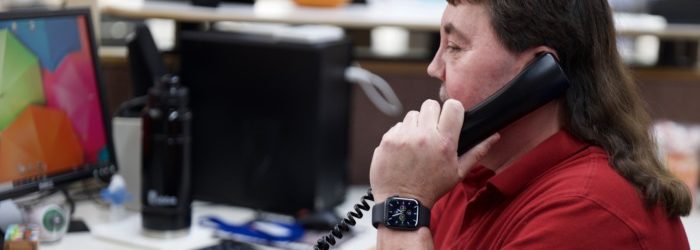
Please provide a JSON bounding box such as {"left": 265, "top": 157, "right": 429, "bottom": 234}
{"left": 0, "top": 8, "right": 117, "bottom": 200}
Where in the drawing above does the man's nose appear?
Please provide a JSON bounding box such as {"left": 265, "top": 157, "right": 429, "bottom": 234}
{"left": 427, "top": 51, "right": 445, "bottom": 82}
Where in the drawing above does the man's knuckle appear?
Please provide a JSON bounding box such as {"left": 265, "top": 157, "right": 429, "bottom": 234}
{"left": 438, "top": 139, "right": 452, "bottom": 156}
{"left": 416, "top": 135, "right": 429, "bottom": 147}
{"left": 474, "top": 144, "right": 489, "bottom": 160}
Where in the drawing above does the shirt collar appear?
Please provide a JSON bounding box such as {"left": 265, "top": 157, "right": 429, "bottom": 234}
{"left": 487, "top": 130, "right": 589, "bottom": 197}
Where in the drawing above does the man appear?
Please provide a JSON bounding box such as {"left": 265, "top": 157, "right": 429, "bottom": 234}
{"left": 369, "top": 0, "right": 692, "bottom": 249}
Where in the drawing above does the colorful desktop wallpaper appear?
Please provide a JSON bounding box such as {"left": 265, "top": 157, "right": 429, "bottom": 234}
{"left": 0, "top": 16, "right": 108, "bottom": 183}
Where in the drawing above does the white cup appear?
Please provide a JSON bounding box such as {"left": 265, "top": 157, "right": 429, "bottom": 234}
{"left": 371, "top": 26, "right": 410, "bottom": 57}
{"left": 112, "top": 117, "right": 143, "bottom": 211}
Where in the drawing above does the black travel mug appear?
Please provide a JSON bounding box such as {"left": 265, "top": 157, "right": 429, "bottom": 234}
{"left": 141, "top": 75, "right": 193, "bottom": 238}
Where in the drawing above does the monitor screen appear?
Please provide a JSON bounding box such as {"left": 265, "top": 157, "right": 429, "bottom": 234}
{"left": 0, "top": 9, "right": 116, "bottom": 200}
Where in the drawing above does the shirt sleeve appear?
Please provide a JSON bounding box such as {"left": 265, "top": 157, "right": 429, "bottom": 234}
{"left": 501, "top": 195, "right": 644, "bottom": 250}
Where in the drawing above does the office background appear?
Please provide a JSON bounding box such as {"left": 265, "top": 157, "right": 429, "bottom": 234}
{"left": 91, "top": 0, "right": 700, "bottom": 185}
{"left": 1, "top": 0, "right": 700, "bottom": 249}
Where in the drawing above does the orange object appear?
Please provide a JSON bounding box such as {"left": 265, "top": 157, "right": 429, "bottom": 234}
{"left": 0, "top": 105, "right": 84, "bottom": 183}
{"left": 294, "top": 0, "right": 349, "bottom": 7}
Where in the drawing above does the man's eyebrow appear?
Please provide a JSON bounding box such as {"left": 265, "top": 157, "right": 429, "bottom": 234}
{"left": 444, "top": 22, "right": 467, "bottom": 40}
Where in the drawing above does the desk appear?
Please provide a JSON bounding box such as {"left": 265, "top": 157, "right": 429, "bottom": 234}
{"left": 40, "top": 186, "right": 376, "bottom": 250}
{"left": 39, "top": 187, "right": 700, "bottom": 249}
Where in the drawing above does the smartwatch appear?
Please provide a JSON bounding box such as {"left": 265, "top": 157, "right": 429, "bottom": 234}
{"left": 372, "top": 196, "right": 430, "bottom": 230}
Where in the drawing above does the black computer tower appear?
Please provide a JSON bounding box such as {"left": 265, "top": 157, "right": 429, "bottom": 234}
{"left": 179, "top": 31, "right": 351, "bottom": 215}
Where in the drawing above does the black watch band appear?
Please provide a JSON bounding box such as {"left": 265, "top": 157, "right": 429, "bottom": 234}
{"left": 372, "top": 196, "right": 430, "bottom": 230}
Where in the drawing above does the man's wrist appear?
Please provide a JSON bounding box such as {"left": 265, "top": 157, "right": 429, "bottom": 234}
{"left": 376, "top": 225, "right": 434, "bottom": 249}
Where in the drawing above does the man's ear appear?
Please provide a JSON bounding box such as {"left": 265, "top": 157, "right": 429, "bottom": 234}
{"left": 515, "top": 46, "right": 559, "bottom": 73}
{"left": 530, "top": 46, "right": 559, "bottom": 61}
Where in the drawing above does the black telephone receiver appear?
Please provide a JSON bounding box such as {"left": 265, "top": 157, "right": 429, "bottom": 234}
{"left": 456, "top": 53, "right": 570, "bottom": 155}
{"left": 314, "top": 53, "right": 570, "bottom": 250}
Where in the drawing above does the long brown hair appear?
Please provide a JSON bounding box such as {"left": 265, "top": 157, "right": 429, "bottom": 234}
{"left": 447, "top": 0, "right": 692, "bottom": 216}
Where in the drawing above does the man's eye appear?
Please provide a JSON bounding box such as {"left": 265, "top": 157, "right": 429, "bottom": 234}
{"left": 446, "top": 43, "right": 461, "bottom": 52}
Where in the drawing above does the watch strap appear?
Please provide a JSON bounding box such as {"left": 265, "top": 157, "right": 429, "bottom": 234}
{"left": 372, "top": 202, "right": 385, "bottom": 228}
{"left": 419, "top": 205, "right": 431, "bottom": 228}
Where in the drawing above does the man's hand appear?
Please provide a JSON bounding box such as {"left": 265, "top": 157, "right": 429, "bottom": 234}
{"left": 369, "top": 99, "right": 499, "bottom": 207}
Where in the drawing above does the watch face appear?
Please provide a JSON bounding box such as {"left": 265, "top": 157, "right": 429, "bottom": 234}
{"left": 385, "top": 197, "right": 419, "bottom": 229}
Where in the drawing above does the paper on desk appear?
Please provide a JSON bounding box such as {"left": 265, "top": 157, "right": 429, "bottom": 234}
{"left": 90, "top": 214, "right": 218, "bottom": 250}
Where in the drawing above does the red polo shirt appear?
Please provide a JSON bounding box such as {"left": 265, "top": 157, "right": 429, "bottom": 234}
{"left": 430, "top": 130, "right": 689, "bottom": 249}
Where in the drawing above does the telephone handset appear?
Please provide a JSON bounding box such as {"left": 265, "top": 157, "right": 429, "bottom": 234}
{"left": 457, "top": 52, "right": 570, "bottom": 154}
{"left": 314, "top": 53, "right": 570, "bottom": 250}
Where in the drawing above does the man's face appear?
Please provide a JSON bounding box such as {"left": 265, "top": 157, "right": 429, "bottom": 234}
{"left": 428, "top": 3, "right": 529, "bottom": 109}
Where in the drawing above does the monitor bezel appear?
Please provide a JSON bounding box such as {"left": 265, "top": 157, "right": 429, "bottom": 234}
{"left": 0, "top": 8, "right": 118, "bottom": 200}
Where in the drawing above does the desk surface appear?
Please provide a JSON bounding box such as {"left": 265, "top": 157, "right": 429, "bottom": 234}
{"left": 101, "top": 0, "right": 700, "bottom": 40}
{"left": 28, "top": 185, "right": 700, "bottom": 249}
{"left": 41, "top": 186, "right": 376, "bottom": 250}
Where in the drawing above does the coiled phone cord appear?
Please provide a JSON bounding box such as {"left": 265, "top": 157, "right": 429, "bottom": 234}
{"left": 314, "top": 188, "right": 374, "bottom": 250}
